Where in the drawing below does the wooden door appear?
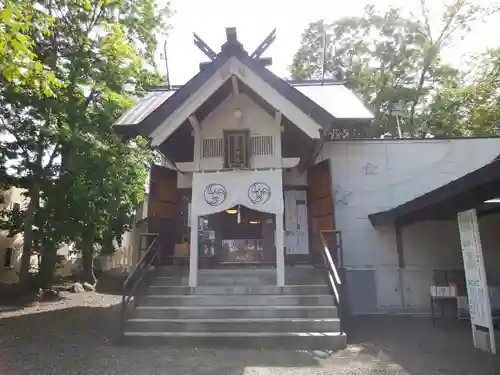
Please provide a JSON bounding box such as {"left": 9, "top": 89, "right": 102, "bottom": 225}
{"left": 307, "top": 160, "right": 336, "bottom": 265}
{"left": 147, "top": 165, "right": 178, "bottom": 265}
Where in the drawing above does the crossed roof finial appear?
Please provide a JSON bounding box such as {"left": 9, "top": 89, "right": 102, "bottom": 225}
{"left": 194, "top": 27, "right": 275, "bottom": 69}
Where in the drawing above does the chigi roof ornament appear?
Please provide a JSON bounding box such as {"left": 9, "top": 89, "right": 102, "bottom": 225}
{"left": 197, "top": 27, "right": 275, "bottom": 71}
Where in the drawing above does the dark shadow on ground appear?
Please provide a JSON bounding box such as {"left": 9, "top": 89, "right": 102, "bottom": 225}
{"left": 0, "top": 272, "right": 125, "bottom": 310}
{"left": 4, "top": 302, "right": 500, "bottom": 375}
{"left": 346, "top": 315, "right": 500, "bottom": 375}
{"left": 0, "top": 302, "right": 322, "bottom": 375}
{"left": 0, "top": 282, "right": 69, "bottom": 312}
{"left": 94, "top": 273, "right": 126, "bottom": 295}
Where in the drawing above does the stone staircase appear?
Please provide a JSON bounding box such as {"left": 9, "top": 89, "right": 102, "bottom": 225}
{"left": 123, "top": 267, "right": 346, "bottom": 350}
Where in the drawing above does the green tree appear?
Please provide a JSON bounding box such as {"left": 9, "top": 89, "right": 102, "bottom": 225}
{"left": 63, "top": 133, "right": 154, "bottom": 284}
{"left": 0, "top": 0, "right": 60, "bottom": 95}
{"left": 423, "top": 48, "right": 500, "bottom": 136}
{"left": 0, "top": 0, "right": 171, "bottom": 288}
{"left": 290, "top": 7, "right": 440, "bottom": 136}
{"left": 290, "top": 1, "right": 498, "bottom": 136}
{"left": 408, "top": 0, "right": 500, "bottom": 130}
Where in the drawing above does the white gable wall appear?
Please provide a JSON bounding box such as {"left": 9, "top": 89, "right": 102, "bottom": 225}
{"left": 198, "top": 93, "right": 281, "bottom": 170}
{"left": 321, "top": 138, "right": 500, "bottom": 313}
{"left": 176, "top": 92, "right": 308, "bottom": 188}
{"left": 150, "top": 56, "right": 322, "bottom": 148}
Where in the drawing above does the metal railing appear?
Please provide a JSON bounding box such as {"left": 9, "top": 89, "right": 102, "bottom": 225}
{"left": 119, "top": 233, "right": 159, "bottom": 338}
{"left": 319, "top": 229, "right": 344, "bottom": 333}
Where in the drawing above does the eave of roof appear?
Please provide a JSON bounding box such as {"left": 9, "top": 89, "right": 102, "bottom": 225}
{"left": 368, "top": 158, "right": 500, "bottom": 226}
{"left": 115, "top": 90, "right": 175, "bottom": 126}
{"left": 126, "top": 54, "right": 231, "bottom": 138}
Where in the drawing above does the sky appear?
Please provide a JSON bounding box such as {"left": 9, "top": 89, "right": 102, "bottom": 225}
{"left": 163, "top": 0, "right": 500, "bottom": 85}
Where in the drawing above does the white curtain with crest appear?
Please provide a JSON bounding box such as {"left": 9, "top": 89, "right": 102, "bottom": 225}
{"left": 191, "top": 169, "right": 284, "bottom": 216}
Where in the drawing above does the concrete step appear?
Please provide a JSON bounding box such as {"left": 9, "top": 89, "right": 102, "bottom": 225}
{"left": 152, "top": 266, "right": 327, "bottom": 286}
{"left": 154, "top": 267, "right": 187, "bottom": 277}
{"left": 139, "top": 294, "right": 334, "bottom": 307}
{"left": 133, "top": 305, "right": 339, "bottom": 319}
{"left": 156, "top": 266, "right": 276, "bottom": 276}
{"left": 154, "top": 269, "right": 277, "bottom": 283}
{"left": 145, "top": 285, "right": 330, "bottom": 295}
{"left": 122, "top": 331, "right": 347, "bottom": 350}
{"left": 155, "top": 266, "right": 325, "bottom": 277}
{"left": 150, "top": 275, "right": 279, "bottom": 286}
{"left": 155, "top": 267, "right": 275, "bottom": 277}
{"left": 194, "top": 275, "right": 277, "bottom": 286}
{"left": 149, "top": 276, "right": 185, "bottom": 286}
{"left": 125, "top": 317, "right": 341, "bottom": 333}
{"left": 285, "top": 266, "right": 327, "bottom": 285}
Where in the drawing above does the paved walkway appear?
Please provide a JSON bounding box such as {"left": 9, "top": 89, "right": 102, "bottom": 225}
{"left": 1, "top": 292, "right": 500, "bottom": 374}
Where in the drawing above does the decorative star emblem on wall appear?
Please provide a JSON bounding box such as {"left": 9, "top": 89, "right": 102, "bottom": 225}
{"left": 362, "top": 162, "right": 378, "bottom": 175}
{"left": 333, "top": 185, "right": 352, "bottom": 206}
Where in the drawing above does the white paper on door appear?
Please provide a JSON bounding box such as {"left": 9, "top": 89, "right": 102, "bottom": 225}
{"left": 284, "top": 190, "right": 309, "bottom": 255}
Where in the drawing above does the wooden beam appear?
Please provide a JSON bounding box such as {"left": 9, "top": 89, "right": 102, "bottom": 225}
{"left": 188, "top": 115, "right": 200, "bottom": 133}
{"left": 231, "top": 75, "right": 239, "bottom": 96}
{"left": 282, "top": 157, "right": 300, "bottom": 168}
{"left": 274, "top": 110, "right": 282, "bottom": 126}
{"left": 250, "top": 29, "right": 276, "bottom": 59}
{"left": 193, "top": 33, "right": 217, "bottom": 60}
{"left": 297, "top": 139, "right": 322, "bottom": 173}
{"left": 199, "top": 62, "right": 211, "bottom": 70}
{"left": 226, "top": 27, "right": 238, "bottom": 44}
{"left": 175, "top": 159, "right": 299, "bottom": 172}
{"left": 395, "top": 224, "right": 405, "bottom": 268}
{"left": 200, "top": 59, "right": 271, "bottom": 70}
{"left": 256, "top": 57, "right": 272, "bottom": 67}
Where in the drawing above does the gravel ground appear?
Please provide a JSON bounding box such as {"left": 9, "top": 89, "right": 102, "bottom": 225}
{"left": 1, "top": 292, "right": 500, "bottom": 375}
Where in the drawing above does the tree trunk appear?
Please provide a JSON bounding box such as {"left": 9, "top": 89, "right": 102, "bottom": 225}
{"left": 19, "top": 185, "right": 40, "bottom": 288}
{"left": 409, "top": 52, "right": 433, "bottom": 130}
{"left": 81, "top": 238, "right": 96, "bottom": 285}
{"left": 38, "top": 241, "right": 58, "bottom": 289}
{"left": 408, "top": 66, "right": 428, "bottom": 130}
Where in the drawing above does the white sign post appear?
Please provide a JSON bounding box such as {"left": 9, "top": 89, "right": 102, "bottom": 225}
{"left": 457, "top": 209, "right": 496, "bottom": 354}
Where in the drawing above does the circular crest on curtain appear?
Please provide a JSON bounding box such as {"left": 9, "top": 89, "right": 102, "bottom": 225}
{"left": 204, "top": 183, "right": 227, "bottom": 206}
{"left": 248, "top": 182, "right": 271, "bottom": 204}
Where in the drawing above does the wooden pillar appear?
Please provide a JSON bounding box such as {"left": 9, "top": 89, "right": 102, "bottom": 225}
{"left": 395, "top": 223, "right": 406, "bottom": 309}
{"left": 189, "top": 212, "right": 199, "bottom": 287}
{"left": 275, "top": 213, "right": 285, "bottom": 286}
{"left": 395, "top": 224, "right": 405, "bottom": 268}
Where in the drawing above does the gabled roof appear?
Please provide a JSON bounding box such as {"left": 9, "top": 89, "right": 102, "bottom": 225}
{"left": 295, "top": 84, "right": 373, "bottom": 120}
{"left": 114, "top": 28, "right": 373, "bottom": 144}
{"left": 114, "top": 55, "right": 230, "bottom": 138}
{"left": 115, "top": 90, "right": 175, "bottom": 126}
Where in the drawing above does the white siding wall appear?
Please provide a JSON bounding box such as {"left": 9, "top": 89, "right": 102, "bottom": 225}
{"left": 322, "top": 138, "right": 500, "bottom": 313}
{"left": 0, "top": 188, "right": 28, "bottom": 283}
{"left": 0, "top": 186, "right": 142, "bottom": 283}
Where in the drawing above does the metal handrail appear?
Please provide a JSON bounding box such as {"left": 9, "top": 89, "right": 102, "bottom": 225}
{"left": 319, "top": 230, "right": 342, "bottom": 306}
{"left": 120, "top": 234, "right": 159, "bottom": 338}
{"left": 319, "top": 229, "right": 344, "bottom": 334}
